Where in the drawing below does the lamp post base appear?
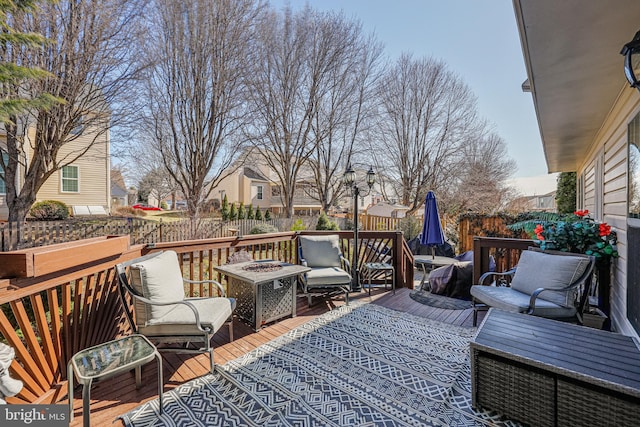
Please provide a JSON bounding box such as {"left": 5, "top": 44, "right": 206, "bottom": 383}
{"left": 352, "top": 269, "right": 361, "bottom": 292}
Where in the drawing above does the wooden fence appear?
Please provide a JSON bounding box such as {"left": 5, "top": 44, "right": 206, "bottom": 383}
{"left": 458, "top": 215, "right": 530, "bottom": 253}
{"left": 0, "top": 217, "right": 322, "bottom": 251}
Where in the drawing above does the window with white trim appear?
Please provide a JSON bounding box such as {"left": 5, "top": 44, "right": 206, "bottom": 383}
{"left": 61, "top": 165, "right": 79, "bottom": 192}
{"left": 257, "top": 185, "right": 263, "bottom": 200}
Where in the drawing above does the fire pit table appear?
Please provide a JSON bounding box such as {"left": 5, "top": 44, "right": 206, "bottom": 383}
{"left": 215, "top": 260, "right": 310, "bottom": 331}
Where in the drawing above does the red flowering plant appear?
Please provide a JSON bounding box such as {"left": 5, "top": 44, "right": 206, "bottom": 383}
{"left": 533, "top": 210, "right": 618, "bottom": 261}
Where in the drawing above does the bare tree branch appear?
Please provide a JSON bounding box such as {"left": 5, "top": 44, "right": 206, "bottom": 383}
{"left": 138, "top": 0, "right": 260, "bottom": 219}
{"left": 3, "top": 0, "right": 147, "bottom": 222}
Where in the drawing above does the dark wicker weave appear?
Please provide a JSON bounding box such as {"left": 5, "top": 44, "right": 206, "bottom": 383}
{"left": 471, "top": 309, "right": 640, "bottom": 427}
{"left": 557, "top": 379, "right": 640, "bottom": 427}
{"left": 474, "top": 353, "right": 555, "bottom": 427}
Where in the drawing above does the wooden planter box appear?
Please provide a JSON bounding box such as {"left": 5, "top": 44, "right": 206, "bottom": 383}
{"left": 0, "top": 235, "right": 130, "bottom": 278}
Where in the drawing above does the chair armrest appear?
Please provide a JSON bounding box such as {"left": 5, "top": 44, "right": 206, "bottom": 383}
{"left": 183, "top": 278, "right": 226, "bottom": 297}
{"left": 300, "top": 258, "right": 308, "bottom": 267}
{"left": 478, "top": 269, "right": 516, "bottom": 286}
{"left": 527, "top": 278, "right": 586, "bottom": 314}
{"left": 340, "top": 255, "right": 351, "bottom": 272}
{"left": 125, "top": 292, "right": 211, "bottom": 333}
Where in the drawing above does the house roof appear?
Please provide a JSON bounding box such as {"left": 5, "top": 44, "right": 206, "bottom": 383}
{"left": 514, "top": 0, "right": 640, "bottom": 172}
{"left": 111, "top": 183, "right": 128, "bottom": 197}
{"left": 243, "top": 167, "right": 269, "bottom": 182}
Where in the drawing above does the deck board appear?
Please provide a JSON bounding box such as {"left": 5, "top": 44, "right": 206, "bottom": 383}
{"left": 69, "top": 287, "right": 482, "bottom": 426}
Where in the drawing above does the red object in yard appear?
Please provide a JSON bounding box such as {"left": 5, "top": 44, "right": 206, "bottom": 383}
{"left": 132, "top": 203, "right": 162, "bottom": 211}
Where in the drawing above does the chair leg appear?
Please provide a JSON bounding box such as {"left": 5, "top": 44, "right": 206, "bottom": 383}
{"left": 227, "top": 319, "right": 234, "bottom": 342}
{"left": 345, "top": 290, "right": 349, "bottom": 306}
{"left": 473, "top": 306, "right": 478, "bottom": 327}
{"left": 208, "top": 348, "right": 215, "bottom": 374}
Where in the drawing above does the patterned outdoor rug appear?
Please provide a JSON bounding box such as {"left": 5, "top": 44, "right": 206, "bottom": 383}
{"left": 120, "top": 303, "right": 519, "bottom": 427}
{"left": 410, "top": 289, "right": 473, "bottom": 310}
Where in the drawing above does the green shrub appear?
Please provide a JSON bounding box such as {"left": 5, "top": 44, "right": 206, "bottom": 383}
{"left": 316, "top": 213, "right": 339, "bottom": 230}
{"left": 264, "top": 210, "right": 272, "bottom": 220}
{"left": 290, "top": 219, "right": 306, "bottom": 231}
{"left": 255, "top": 207, "right": 263, "bottom": 220}
{"left": 221, "top": 195, "right": 230, "bottom": 220}
{"left": 237, "top": 202, "right": 246, "bottom": 219}
{"left": 246, "top": 204, "right": 255, "bottom": 219}
{"left": 29, "top": 200, "right": 69, "bottom": 220}
{"left": 229, "top": 203, "right": 237, "bottom": 220}
{"left": 249, "top": 223, "right": 279, "bottom": 234}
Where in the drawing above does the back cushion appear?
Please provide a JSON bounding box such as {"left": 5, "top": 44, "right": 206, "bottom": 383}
{"left": 511, "top": 250, "right": 590, "bottom": 307}
{"left": 129, "top": 251, "right": 186, "bottom": 323}
{"left": 299, "top": 235, "right": 342, "bottom": 268}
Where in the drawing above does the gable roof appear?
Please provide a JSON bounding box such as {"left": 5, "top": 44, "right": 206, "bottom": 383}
{"left": 243, "top": 167, "right": 269, "bottom": 182}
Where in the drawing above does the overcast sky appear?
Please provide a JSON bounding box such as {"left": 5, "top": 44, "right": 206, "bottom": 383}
{"left": 269, "top": 0, "right": 548, "bottom": 182}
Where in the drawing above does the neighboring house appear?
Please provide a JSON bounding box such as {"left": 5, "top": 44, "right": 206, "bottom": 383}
{"left": 506, "top": 191, "right": 557, "bottom": 213}
{"left": 212, "top": 150, "right": 323, "bottom": 216}
{"left": 0, "top": 121, "right": 111, "bottom": 219}
{"left": 111, "top": 183, "right": 128, "bottom": 208}
{"left": 514, "top": 0, "right": 640, "bottom": 338}
{"left": 366, "top": 201, "right": 410, "bottom": 218}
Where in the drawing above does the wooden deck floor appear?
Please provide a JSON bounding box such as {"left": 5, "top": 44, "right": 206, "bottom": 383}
{"left": 70, "top": 287, "right": 482, "bottom": 426}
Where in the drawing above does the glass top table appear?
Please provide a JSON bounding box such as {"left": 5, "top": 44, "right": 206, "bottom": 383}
{"left": 363, "top": 262, "right": 395, "bottom": 296}
{"left": 68, "top": 334, "right": 163, "bottom": 426}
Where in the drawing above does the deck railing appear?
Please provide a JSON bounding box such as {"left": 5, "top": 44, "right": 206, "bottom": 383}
{"left": 472, "top": 236, "right": 534, "bottom": 283}
{"left": 0, "top": 230, "right": 413, "bottom": 404}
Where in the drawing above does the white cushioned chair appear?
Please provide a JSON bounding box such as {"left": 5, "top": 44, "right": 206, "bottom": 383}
{"left": 298, "top": 234, "right": 352, "bottom": 307}
{"left": 116, "top": 251, "right": 235, "bottom": 373}
{"left": 470, "top": 249, "right": 595, "bottom": 326}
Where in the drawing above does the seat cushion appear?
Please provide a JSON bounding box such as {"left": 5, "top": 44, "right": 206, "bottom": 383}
{"left": 470, "top": 285, "right": 576, "bottom": 318}
{"left": 510, "top": 250, "right": 590, "bottom": 307}
{"left": 130, "top": 250, "right": 186, "bottom": 323}
{"left": 305, "top": 267, "right": 352, "bottom": 287}
{"left": 141, "top": 297, "right": 235, "bottom": 336}
{"left": 299, "top": 235, "right": 342, "bottom": 268}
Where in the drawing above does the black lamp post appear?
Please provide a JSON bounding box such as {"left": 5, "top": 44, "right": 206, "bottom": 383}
{"left": 621, "top": 30, "right": 640, "bottom": 91}
{"left": 343, "top": 164, "right": 376, "bottom": 292}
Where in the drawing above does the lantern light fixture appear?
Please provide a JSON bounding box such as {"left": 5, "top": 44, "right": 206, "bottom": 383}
{"left": 621, "top": 30, "right": 640, "bottom": 90}
{"left": 342, "top": 164, "right": 377, "bottom": 292}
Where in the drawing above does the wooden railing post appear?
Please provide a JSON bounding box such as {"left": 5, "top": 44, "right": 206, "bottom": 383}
{"left": 393, "top": 231, "right": 402, "bottom": 288}
{"left": 473, "top": 236, "right": 534, "bottom": 284}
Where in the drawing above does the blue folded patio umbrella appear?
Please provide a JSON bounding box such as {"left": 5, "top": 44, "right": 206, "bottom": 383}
{"left": 420, "top": 191, "right": 445, "bottom": 258}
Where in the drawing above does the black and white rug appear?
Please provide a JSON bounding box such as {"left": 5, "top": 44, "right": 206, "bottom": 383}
{"left": 120, "top": 303, "right": 519, "bottom": 426}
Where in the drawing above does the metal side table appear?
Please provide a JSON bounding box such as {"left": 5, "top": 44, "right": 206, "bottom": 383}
{"left": 363, "top": 262, "right": 395, "bottom": 296}
{"left": 68, "top": 334, "right": 163, "bottom": 426}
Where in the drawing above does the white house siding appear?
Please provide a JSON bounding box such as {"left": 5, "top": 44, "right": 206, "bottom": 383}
{"left": 578, "top": 86, "right": 640, "bottom": 338}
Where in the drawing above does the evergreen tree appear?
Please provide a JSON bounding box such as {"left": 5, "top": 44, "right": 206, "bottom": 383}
{"left": 246, "top": 204, "right": 254, "bottom": 219}
{"left": 556, "top": 172, "right": 577, "bottom": 214}
{"left": 0, "top": 0, "right": 58, "bottom": 122}
{"left": 255, "top": 206, "right": 262, "bottom": 220}
{"left": 264, "top": 210, "right": 272, "bottom": 220}
{"left": 316, "top": 213, "right": 339, "bottom": 230}
{"left": 229, "top": 203, "right": 237, "bottom": 220}
{"left": 237, "top": 202, "right": 246, "bottom": 219}
{"left": 221, "top": 194, "right": 229, "bottom": 220}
